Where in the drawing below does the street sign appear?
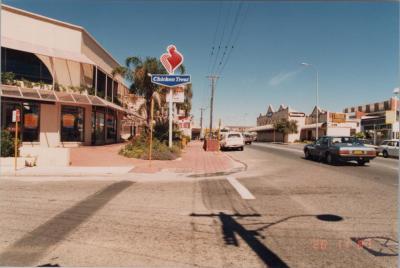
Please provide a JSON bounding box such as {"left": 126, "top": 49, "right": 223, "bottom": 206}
{"left": 149, "top": 44, "right": 192, "bottom": 148}
{"left": 12, "top": 109, "right": 20, "bottom": 122}
{"left": 150, "top": 74, "right": 191, "bottom": 88}
{"left": 166, "top": 87, "right": 185, "bottom": 103}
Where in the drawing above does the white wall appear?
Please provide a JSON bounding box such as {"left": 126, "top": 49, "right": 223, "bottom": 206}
{"left": 326, "top": 127, "right": 350, "bottom": 136}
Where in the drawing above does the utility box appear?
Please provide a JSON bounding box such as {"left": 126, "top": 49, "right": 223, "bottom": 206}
{"left": 203, "top": 139, "right": 219, "bottom": 151}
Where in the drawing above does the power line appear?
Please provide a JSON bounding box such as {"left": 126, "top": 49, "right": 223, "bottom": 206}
{"left": 207, "top": 2, "right": 223, "bottom": 75}
{"left": 217, "top": 2, "right": 249, "bottom": 76}
{"left": 215, "top": 2, "right": 243, "bottom": 73}
{"left": 210, "top": 2, "right": 233, "bottom": 75}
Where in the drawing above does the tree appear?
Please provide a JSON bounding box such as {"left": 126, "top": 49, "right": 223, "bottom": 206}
{"left": 273, "top": 119, "right": 298, "bottom": 135}
{"left": 354, "top": 132, "right": 366, "bottom": 139}
{"left": 112, "top": 57, "right": 186, "bottom": 125}
{"left": 176, "top": 84, "right": 193, "bottom": 117}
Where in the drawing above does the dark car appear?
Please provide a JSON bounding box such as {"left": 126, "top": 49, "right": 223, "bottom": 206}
{"left": 304, "top": 136, "right": 376, "bottom": 165}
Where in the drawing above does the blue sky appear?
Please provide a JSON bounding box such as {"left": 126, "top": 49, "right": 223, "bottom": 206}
{"left": 4, "top": 0, "right": 399, "bottom": 127}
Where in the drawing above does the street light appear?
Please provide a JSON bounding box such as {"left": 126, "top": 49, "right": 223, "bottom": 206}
{"left": 301, "top": 62, "right": 319, "bottom": 140}
{"left": 393, "top": 88, "right": 400, "bottom": 140}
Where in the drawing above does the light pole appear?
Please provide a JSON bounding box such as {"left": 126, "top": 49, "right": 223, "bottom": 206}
{"left": 301, "top": 62, "right": 319, "bottom": 140}
{"left": 393, "top": 88, "right": 399, "bottom": 140}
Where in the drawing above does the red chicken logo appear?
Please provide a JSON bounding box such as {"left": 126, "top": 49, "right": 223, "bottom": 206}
{"left": 160, "top": 45, "right": 184, "bottom": 74}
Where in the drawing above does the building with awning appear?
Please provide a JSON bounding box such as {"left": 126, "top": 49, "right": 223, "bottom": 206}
{"left": 1, "top": 4, "right": 144, "bottom": 165}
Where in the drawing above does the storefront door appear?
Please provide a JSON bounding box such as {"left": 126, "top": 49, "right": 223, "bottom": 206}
{"left": 91, "top": 107, "right": 105, "bottom": 145}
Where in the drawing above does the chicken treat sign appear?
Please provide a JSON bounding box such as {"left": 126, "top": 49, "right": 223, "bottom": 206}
{"left": 150, "top": 45, "right": 191, "bottom": 87}
{"left": 150, "top": 45, "right": 192, "bottom": 148}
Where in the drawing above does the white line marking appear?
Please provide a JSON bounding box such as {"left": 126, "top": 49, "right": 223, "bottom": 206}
{"left": 227, "top": 176, "right": 255, "bottom": 200}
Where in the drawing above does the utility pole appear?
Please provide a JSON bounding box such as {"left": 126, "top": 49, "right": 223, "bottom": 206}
{"left": 207, "top": 75, "right": 219, "bottom": 138}
{"left": 200, "top": 107, "right": 206, "bottom": 139}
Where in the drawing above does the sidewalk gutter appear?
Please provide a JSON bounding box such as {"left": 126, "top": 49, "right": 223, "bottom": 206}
{"left": 0, "top": 166, "right": 134, "bottom": 177}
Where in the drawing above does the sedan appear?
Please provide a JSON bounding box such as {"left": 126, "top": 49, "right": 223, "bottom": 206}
{"left": 304, "top": 136, "right": 376, "bottom": 165}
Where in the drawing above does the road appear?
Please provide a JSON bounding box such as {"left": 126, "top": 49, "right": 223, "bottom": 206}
{"left": 0, "top": 143, "right": 397, "bottom": 267}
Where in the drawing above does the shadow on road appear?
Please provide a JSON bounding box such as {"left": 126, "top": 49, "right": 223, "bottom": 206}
{"left": 190, "top": 212, "right": 344, "bottom": 267}
{"left": 0, "top": 181, "right": 134, "bottom": 267}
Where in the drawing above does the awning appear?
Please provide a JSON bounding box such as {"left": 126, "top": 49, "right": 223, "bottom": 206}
{"left": 1, "top": 36, "right": 94, "bottom": 64}
{"left": 1, "top": 85, "right": 125, "bottom": 112}
{"left": 248, "top": 124, "right": 274, "bottom": 132}
{"left": 301, "top": 123, "right": 325, "bottom": 130}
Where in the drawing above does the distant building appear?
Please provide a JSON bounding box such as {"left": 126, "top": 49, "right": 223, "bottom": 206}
{"left": 300, "top": 106, "right": 360, "bottom": 141}
{"left": 343, "top": 97, "right": 399, "bottom": 144}
{"left": 252, "top": 104, "right": 306, "bottom": 143}
{"left": 251, "top": 104, "right": 360, "bottom": 143}
{"left": 223, "top": 125, "right": 255, "bottom": 133}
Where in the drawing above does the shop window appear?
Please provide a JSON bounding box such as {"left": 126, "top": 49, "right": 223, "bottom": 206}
{"left": 1, "top": 100, "right": 40, "bottom": 142}
{"left": 61, "top": 106, "right": 84, "bottom": 142}
{"left": 106, "top": 109, "right": 117, "bottom": 141}
{"left": 22, "top": 102, "right": 40, "bottom": 141}
{"left": 384, "top": 101, "right": 390, "bottom": 110}
{"left": 106, "top": 76, "right": 112, "bottom": 101}
{"left": 96, "top": 69, "right": 106, "bottom": 98}
{"left": 1, "top": 47, "right": 52, "bottom": 84}
{"left": 113, "top": 80, "right": 119, "bottom": 105}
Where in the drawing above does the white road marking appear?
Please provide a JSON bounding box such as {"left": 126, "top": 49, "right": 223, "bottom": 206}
{"left": 227, "top": 176, "right": 255, "bottom": 200}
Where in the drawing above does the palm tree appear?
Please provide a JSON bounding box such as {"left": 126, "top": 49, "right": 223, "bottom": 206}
{"left": 176, "top": 83, "right": 193, "bottom": 117}
{"left": 112, "top": 56, "right": 186, "bottom": 125}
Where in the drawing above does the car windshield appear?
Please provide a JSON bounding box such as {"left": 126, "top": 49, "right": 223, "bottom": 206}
{"left": 228, "top": 134, "right": 241, "bottom": 138}
{"left": 331, "top": 137, "right": 361, "bottom": 145}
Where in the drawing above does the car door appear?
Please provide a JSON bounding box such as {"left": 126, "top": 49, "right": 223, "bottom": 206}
{"left": 319, "top": 137, "right": 330, "bottom": 158}
{"left": 387, "top": 141, "right": 396, "bottom": 156}
{"left": 313, "top": 138, "right": 325, "bottom": 158}
{"left": 390, "top": 141, "right": 399, "bottom": 157}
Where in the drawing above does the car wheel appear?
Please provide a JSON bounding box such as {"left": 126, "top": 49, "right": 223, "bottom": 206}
{"left": 326, "top": 153, "right": 335, "bottom": 165}
{"left": 304, "top": 149, "right": 311, "bottom": 160}
{"left": 382, "top": 150, "right": 389, "bottom": 158}
{"left": 239, "top": 146, "right": 244, "bottom": 151}
{"left": 357, "top": 159, "right": 366, "bottom": 166}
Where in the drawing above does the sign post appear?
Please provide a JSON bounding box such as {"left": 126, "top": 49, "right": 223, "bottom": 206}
{"left": 12, "top": 109, "right": 20, "bottom": 171}
{"left": 149, "top": 44, "right": 191, "bottom": 148}
{"left": 149, "top": 95, "right": 154, "bottom": 165}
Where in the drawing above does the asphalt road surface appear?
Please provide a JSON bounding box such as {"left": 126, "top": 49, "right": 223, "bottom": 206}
{"left": 0, "top": 143, "right": 397, "bottom": 267}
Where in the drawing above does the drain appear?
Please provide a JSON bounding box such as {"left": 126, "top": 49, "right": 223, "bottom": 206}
{"left": 316, "top": 214, "right": 343, "bottom": 222}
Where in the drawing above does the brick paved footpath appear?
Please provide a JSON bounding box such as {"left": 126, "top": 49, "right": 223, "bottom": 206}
{"left": 70, "top": 141, "right": 236, "bottom": 174}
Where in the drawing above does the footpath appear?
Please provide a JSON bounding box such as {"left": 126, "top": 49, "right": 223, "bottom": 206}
{"left": 0, "top": 141, "right": 244, "bottom": 179}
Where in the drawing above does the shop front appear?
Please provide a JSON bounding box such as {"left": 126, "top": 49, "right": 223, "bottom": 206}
{"left": 1, "top": 85, "right": 125, "bottom": 149}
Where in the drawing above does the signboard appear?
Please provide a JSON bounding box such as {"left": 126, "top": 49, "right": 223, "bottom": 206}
{"left": 166, "top": 87, "right": 185, "bottom": 103}
{"left": 12, "top": 109, "right": 20, "bottom": 123}
{"left": 24, "top": 113, "right": 39, "bottom": 129}
{"left": 330, "top": 113, "right": 346, "bottom": 123}
{"left": 386, "top": 110, "right": 396, "bottom": 124}
{"left": 149, "top": 44, "right": 192, "bottom": 148}
{"left": 150, "top": 74, "right": 191, "bottom": 88}
{"left": 62, "top": 114, "right": 75, "bottom": 128}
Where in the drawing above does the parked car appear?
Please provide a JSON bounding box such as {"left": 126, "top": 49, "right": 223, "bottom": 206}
{"left": 220, "top": 132, "right": 244, "bottom": 151}
{"left": 243, "top": 133, "right": 253, "bottom": 145}
{"left": 304, "top": 136, "right": 376, "bottom": 165}
{"left": 378, "top": 139, "right": 399, "bottom": 158}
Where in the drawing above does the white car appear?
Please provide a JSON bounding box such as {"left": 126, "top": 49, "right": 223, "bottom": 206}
{"left": 378, "top": 139, "right": 399, "bottom": 158}
{"left": 220, "top": 132, "right": 244, "bottom": 151}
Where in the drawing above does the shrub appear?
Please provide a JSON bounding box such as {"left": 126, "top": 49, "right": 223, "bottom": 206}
{"left": 1, "top": 130, "right": 19, "bottom": 157}
{"left": 1, "top": 72, "right": 16, "bottom": 85}
{"left": 119, "top": 135, "right": 181, "bottom": 160}
{"left": 21, "top": 78, "right": 33, "bottom": 88}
